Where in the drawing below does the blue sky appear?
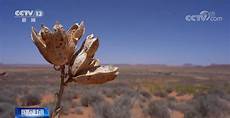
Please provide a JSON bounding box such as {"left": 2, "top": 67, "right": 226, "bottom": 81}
{"left": 0, "top": 0, "right": 229, "bottom": 65}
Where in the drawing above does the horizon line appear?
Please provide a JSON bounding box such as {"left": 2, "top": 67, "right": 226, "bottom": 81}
{"left": 1, "top": 63, "right": 230, "bottom": 67}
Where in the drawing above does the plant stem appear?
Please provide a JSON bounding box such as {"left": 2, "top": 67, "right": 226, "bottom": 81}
{"left": 52, "top": 65, "right": 65, "bottom": 118}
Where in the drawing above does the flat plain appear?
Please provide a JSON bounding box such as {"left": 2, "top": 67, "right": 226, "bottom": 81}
{"left": 0, "top": 64, "right": 230, "bottom": 118}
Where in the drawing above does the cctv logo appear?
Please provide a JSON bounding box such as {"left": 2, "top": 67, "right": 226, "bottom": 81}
{"left": 14, "top": 10, "right": 44, "bottom": 23}
{"left": 185, "top": 10, "right": 223, "bottom": 22}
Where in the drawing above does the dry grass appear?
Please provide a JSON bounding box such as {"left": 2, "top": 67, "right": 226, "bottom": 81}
{"left": 0, "top": 64, "right": 230, "bottom": 118}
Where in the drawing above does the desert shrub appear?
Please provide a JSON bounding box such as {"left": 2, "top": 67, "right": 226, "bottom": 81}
{"left": 154, "top": 90, "right": 168, "bottom": 98}
{"left": 167, "top": 101, "right": 203, "bottom": 118}
{"left": 146, "top": 83, "right": 163, "bottom": 94}
{"left": 63, "top": 88, "right": 79, "bottom": 101}
{"left": 165, "top": 87, "right": 173, "bottom": 94}
{"left": 0, "top": 102, "right": 14, "bottom": 118}
{"left": 0, "top": 111, "right": 14, "bottom": 118}
{"left": 174, "top": 84, "right": 209, "bottom": 95}
{"left": 19, "top": 94, "right": 41, "bottom": 106}
{"left": 175, "top": 85, "right": 196, "bottom": 95}
{"left": 207, "top": 88, "right": 230, "bottom": 102}
{"left": 0, "top": 94, "right": 15, "bottom": 104}
{"left": 137, "top": 90, "right": 151, "bottom": 104}
{"left": 147, "top": 100, "right": 170, "bottom": 118}
{"left": 101, "top": 88, "right": 116, "bottom": 98}
{"left": 168, "top": 101, "right": 190, "bottom": 113}
{"left": 140, "top": 90, "right": 151, "bottom": 99}
{"left": 61, "top": 101, "right": 72, "bottom": 115}
{"left": 80, "top": 90, "right": 104, "bottom": 107}
{"left": 167, "top": 96, "right": 176, "bottom": 101}
{"left": 41, "top": 102, "right": 55, "bottom": 115}
{"left": 169, "top": 89, "right": 230, "bottom": 118}
{"left": 93, "top": 94, "right": 132, "bottom": 118}
{"left": 0, "top": 89, "right": 17, "bottom": 104}
{"left": 184, "top": 109, "right": 202, "bottom": 118}
{"left": 75, "top": 107, "right": 83, "bottom": 115}
{"left": 195, "top": 95, "right": 229, "bottom": 117}
{"left": 102, "top": 83, "right": 135, "bottom": 97}
{"left": 93, "top": 101, "right": 111, "bottom": 118}
{"left": 114, "top": 86, "right": 134, "bottom": 97}
{"left": 184, "top": 90, "right": 230, "bottom": 118}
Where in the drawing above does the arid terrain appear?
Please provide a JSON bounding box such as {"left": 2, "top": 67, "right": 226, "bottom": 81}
{"left": 0, "top": 64, "right": 230, "bottom": 118}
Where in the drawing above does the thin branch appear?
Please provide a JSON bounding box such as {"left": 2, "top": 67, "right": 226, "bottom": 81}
{"left": 52, "top": 65, "right": 65, "bottom": 118}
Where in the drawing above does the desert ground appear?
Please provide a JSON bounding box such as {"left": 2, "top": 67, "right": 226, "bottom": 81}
{"left": 0, "top": 64, "right": 230, "bottom": 118}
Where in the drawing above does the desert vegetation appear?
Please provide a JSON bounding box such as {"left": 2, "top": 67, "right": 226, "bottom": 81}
{"left": 0, "top": 64, "right": 230, "bottom": 118}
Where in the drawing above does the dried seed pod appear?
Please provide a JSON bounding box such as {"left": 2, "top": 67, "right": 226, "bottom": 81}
{"left": 72, "top": 65, "right": 119, "bottom": 84}
{"left": 31, "top": 21, "right": 119, "bottom": 85}
{"left": 89, "top": 58, "right": 100, "bottom": 67}
{"left": 67, "top": 22, "right": 85, "bottom": 64}
{"left": 31, "top": 21, "right": 85, "bottom": 65}
{"left": 31, "top": 27, "right": 52, "bottom": 64}
{"left": 70, "top": 34, "right": 99, "bottom": 76}
{"left": 81, "top": 34, "right": 99, "bottom": 58}
{"left": 71, "top": 52, "right": 88, "bottom": 75}
{"left": 68, "top": 21, "right": 85, "bottom": 43}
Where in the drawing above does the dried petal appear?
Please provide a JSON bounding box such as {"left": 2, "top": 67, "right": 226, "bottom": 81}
{"left": 89, "top": 58, "right": 100, "bottom": 67}
{"left": 31, "top": 22, "right": 83, "bottom": 65}
{"left": 71, "top": 52, "right": 88, "bottom": 75}
{"left": 83, "top": 34, "right": 99, "bottom": 58}
{"left": 72, "top": 65, "right": 119, "bottom": 84}
{"left": 68, "top": 21, "right": 85, "bottom": 44}
{"left": 70, "top": 34, "right": 99, "bottom": 75}
{"left": 31, "top": 27, "right": 52, "bottom": 64}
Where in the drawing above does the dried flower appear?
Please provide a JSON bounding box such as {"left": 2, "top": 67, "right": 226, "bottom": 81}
{"left": 31, "top": 21, "right": 85, "bottom": 66}
{"left": 31, "top": 21, "right": 118, "bottom": 117}
{"left": 31, "top": 21, "right": 118, "bottom": 84}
